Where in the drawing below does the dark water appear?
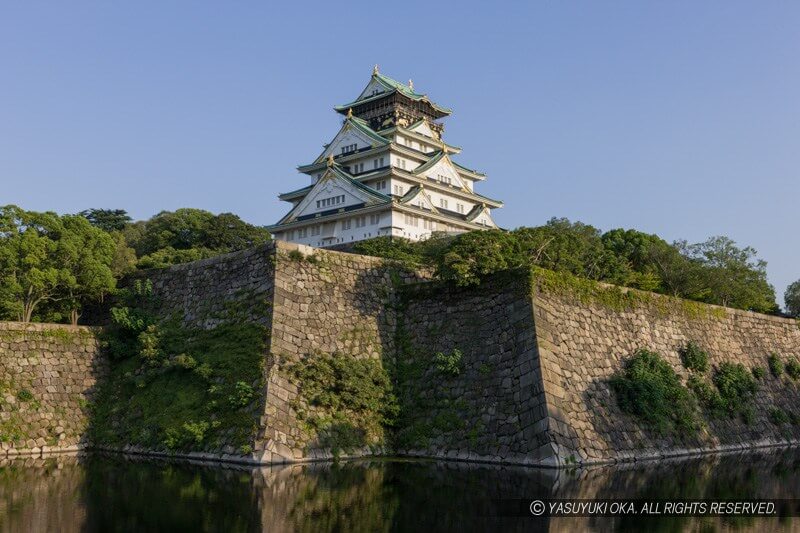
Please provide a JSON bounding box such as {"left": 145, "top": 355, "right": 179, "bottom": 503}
{"left": 1, "top": 449, "right": 800, "bottom": 532}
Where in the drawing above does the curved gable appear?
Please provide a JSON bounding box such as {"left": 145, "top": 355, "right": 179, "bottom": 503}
{"left": 314, "top": 120, "right": 388, "bottom": 163}
{"left": 419, "top": 155, "right": 469, "bottom": 191}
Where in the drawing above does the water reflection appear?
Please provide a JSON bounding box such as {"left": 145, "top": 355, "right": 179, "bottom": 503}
{"left": 0, "top": 449, "right": 798, "bottom": 532}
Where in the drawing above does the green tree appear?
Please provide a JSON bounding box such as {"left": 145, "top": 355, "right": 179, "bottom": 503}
{"left": 436, "top": 229, "right": 518, "bottom": 286}
{"left": 0, "top": 205, "right": 116, "bottom": 324}
{"left": 79, "top": 208, "right": 132, "bottom": 232}
{"left": 785, "top": 280, "right": 800, "bottom": 316}
{"left": 58, "top": 215, "right": 117, "bottom": 324}
{"left": 600, "top": 228, "right": 673, "bottom": 291}
{"left": 514, "top": 218, "right": 629, "bottom": 283}
{"left": 129, "top": 209, "right": 271, "bottom": 268}
{"left": 683, "top": 236, "right": 777, "bottom": 313}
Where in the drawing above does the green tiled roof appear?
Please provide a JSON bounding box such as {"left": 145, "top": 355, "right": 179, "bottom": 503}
{"left": 334, "top": 71, "right": 452, "bottom": 115}
{"left": 452, "top": 160, "right": 486, "bottom": 177}
{"left": 411, "top": 151, "right": 446, "bottom": 175}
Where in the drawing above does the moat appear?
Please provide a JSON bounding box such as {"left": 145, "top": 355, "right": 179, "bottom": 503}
{"left": 1, "top": 449, "right": 799, "bottom": 532}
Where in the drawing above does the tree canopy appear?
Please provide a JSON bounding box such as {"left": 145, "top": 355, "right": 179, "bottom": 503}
{"left": 127, "top": 209, "right": 271, "bottom": 269}
{"left": 786, "top": 280, "right": 800, "bottom": 317}
{"left": 0, "top": 204, "right": 782, "bottom": 322}
{"left": 0, "top": 205, "right": 116, "bottom": 323}
{"left": 355, "top": 218, "right": 780, "bottom": 315}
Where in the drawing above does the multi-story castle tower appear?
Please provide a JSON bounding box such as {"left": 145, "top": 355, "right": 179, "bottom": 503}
{"left": 268, "top": 66, "right": 503, "bottom": 247}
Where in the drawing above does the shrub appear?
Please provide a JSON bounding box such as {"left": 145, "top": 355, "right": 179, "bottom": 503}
{"left": 768, "top": 353, "right": 784, "bottom": 377}
{"left": 786, "top": 358, "right": 800, "bottom": 380}
{"left": 679, "top": 341, "right": 709, "bottom": 373}
{"left": 228, "top": 381, "right": 255, "bottom": 408}
{"left": 751, "top": 366, "right": 766, "bottom": 380}
{"left": 433, "top": 349, "right": 463, "bottom": 377}
{"left": 610, "top": 349, "right": 698, "bottom": 435}
{"left": 770, "top": 407, "right": 790, "bottom": 425}
{"left": 287, "top": 250, "right": 303, "bottom": 261}
{"left": 288, "top": 353, "right": 397, "bottom": 454}
{"left": 193, "top": 363, "right": 213, "bottom": 380}
{"left": 16, "top": 389, "right": 34, "bottom": 402}
{"left": 171, "top": 354, "right": 197, "bottom": 370}
{"left": 713, "top": 363, "right": 757, "bottom": 417}
{"left": 687, "top": 375, "right": 725, "bottom": 416}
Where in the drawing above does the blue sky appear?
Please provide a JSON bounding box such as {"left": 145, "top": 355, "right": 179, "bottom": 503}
{"left": 1, "top": 2, "right": 798, "bottom": 305}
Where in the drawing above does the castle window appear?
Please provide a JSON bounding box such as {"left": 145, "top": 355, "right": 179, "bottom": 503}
{"left": 393, "top": 184, "right": 404, "bottom": 195}
{"left": 369, "top": 214, "right": 380, "bottom": 225}
{"left": 311, "top": 225, "right": 321, "bottom": 236}
{"left": 342, "top": 219, "right": 352, "bottom": 230}
{"left": 355, "top": 216, "right": 367, "bottom": 228}
{"left": 375, "top": 180, "right": 387, "bottom": 191}
{"left": 299, "top": 228, "right": 308, "bottom": 238}
{"left": 341, "top": 144, "right": 357, "bottom": 155}
{"left": 457, "top": 203, "right": 464, "bottom": 214}
{"left": 440, "top": 198, "right": 448, "bottom": 209}
{"left": 317, "top": 195, "right": 346, "bottom": 209}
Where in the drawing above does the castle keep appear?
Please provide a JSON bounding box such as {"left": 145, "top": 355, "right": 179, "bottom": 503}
{"left": 268, "top": 66, "right": 503, "bottom": 247}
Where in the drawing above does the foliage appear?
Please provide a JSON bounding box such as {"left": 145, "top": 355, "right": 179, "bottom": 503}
{"left": 610, "top": 349, "right": 698, "bottom": 435}
{"left": 769, "top": 407, "right": 790, "bottom": 425}
{"left": 436, "top": 229, "right": 518, "bottom": 286}
{"left": 129, "top": 209, "right": 271, "bottom": 269}
{"left": 432, "top": 349, "right": 463, "bottom": 376}
{"left": 0, "top": 205, "right": 116, "bottom": 324}
{"left": 679, "top": 341, "right": 710, "bottom": 373}
{"left": 679, "top": 236, "right": 778, "bottom": 314}
{"left": 80, "top": 209, "right": 132, "bottom": 232}
{"left": 786, "top": 358, "right": 800, "bottom": 380}
{"left": 768, "top": 354, "right": 784, "bottom": 378}
{"left": 354, "top": 217, "right": 778, "bottom": 313}
{"left": 288, "top": 353, "right": 398, "bottom": 456}
{"left": 16, "top": 389, "right": 34, "bottom": 402}
{"left": 228, "top": 381, "right": 255, "bottom": 408}
{"left": 785, "top": 280, "right": 800, "bottom": 316}
{"left": 752, "top": 366, "right": 766, "bottom": 380}
{"left": 712, "top": 363, "right": 758, "bottom": 418}
{"left": 91, "top": 293, "right": 266, "bottom": 453}
{"left": 687, "top": 375, "right": 725, "bottom": 416}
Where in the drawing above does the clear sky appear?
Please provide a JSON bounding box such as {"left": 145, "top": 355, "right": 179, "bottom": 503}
{"left": 2, "top": 2, "right": 798, "bottom": 305}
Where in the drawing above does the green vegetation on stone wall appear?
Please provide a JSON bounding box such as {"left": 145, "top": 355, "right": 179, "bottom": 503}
{"left": 616, "top": 345, "right": 765, "bottom": 432}
{"left": 287, "top": 352, "right": 397, "bottom": 457}
{"left": 531, "top": 267, "right": 728, "bottom": 320}
{"left": 769, "top": 354, "right": 785, "bottom": 378}
{"left": 610, "top": 349, "right": 699, "bottom": 435}
{"left": 89, "top": 282, "right": 268, "bottom": 454}
{"left": 680, "top": 342, "right": 710, "bottom": 373}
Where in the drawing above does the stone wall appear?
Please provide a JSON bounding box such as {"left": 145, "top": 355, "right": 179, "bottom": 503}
{"left": 122, "top": 241, "right": 424, "bottom": 463}
{"left": 263, "top": 242, "right": 423, "bottom": 462}
{"left": 0, "top": 322, "right": 105, "bottom": 458}
{"left": 531, "top": 273, "right": 800, "bottom": 465}
{"left": 131, "top": 243, "right": 277, "bottom": 331}
{"left": 4, "top": 241, "right": 799, "bottom": 467}
{"left": 395, "top": 273, "right": 554, "bottom": 464}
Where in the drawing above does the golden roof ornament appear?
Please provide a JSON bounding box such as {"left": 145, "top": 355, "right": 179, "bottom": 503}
{"left": 327, "top": 155, "right": 335, "bottom": 167}
{"left": 441, "top": 140, "right": 448, "bottom": 154}
{"left": 346, "top": 108, "right": 353, "bottom": 119}
{"left": 408, "top": 79, "right": 414, "bottom": 90}
{"left": 373, "top": 64, "right": 379, "bottom": 75}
